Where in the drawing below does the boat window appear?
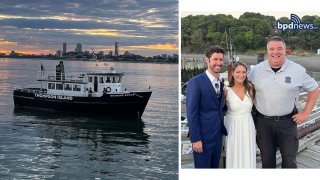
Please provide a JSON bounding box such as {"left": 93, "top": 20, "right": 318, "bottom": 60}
{"left": 118, "top": 76, "right": 122, "bottom": 83}
{"left": 48, "top": 83, "right": 55, "bottom": 89}
{"left": 112, "top": 77, "right": 116, "bottom": 83}
{"left": 64, "top": 84, "right": 72, "bottom": 91}
{"left": 73, "top": 84, "right": 81, "bottom": 91}
{"left": 106, "top": 77, "right": 111, "bottom": 83}
{"left": 89, "top": 76, "right": 93, "bottom": 82}
{"left": 56, "top": 83, "right": 63, "bottom": 90}
{"left": 99, "top": 77, "right": 104, "bottom": 83}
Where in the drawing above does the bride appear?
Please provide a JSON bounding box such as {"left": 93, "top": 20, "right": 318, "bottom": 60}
{"left": 224, "top": 61, "right": 256, "bottom": 168}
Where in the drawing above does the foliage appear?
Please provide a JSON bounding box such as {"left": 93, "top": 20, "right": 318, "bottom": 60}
{"left": 182, "top": 13, "right": 320, "bottom": 54}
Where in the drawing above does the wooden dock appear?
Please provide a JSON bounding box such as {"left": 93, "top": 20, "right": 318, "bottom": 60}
{"left": 181, "top": 128, "right": 320, "bottom": 169}
{"left": 181, "top": 89, "right": 320, "bottom": 169}
{"left": 297, "top": 143, "right": 320, "bottom": 168}
{"left": 258, "top": 128, "right": 320, "bottom": 168}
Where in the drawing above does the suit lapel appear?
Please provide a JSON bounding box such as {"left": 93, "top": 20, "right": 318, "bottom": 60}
{"left": 200, "top": 72, "right": 219, "bottom": 106}
{"left": 220, "top": 79, "right": 224, "bottom": 107}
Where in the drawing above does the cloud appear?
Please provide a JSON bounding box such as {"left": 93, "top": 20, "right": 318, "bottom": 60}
{"left": 129, "top": 43, "right": 178, "bottom": 50}
{"left": 0, "top": 38, "right": 16, "bottom": 45}
{"left": 0, "top": 0, "right": 178, "bottom": 56}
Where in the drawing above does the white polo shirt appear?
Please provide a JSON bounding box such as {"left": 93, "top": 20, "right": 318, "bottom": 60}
{"left": 248, "top": 59, "right": 318, "bottom": 116}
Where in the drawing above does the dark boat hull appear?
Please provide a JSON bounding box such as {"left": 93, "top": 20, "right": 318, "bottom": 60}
{"left": 13, "top": 89, "right": 152, "bottom": 118}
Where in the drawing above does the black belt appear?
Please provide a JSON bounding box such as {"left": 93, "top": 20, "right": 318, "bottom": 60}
{"left": 257, "top": 111, "right": 293, "bottom": 121}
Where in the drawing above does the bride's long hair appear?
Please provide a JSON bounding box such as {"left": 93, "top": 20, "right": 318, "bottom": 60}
{"left": 229, "top": 61, "right": 255, "bottom": 102}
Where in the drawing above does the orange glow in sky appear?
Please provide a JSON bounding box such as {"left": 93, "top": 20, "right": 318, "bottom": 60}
{"left": 129, "top": 43, "right": 178, "bottom": 50}
{"left": 0, "top": 50, "right": 8, "bottom": 54}
{"left": 0, "top": 41, "right": 178, "bottom": 55}
{"left": 0, "top": 40, "right": 16, "bottom": 45}
{"left": 0, "top": 49, "right": 53, "bottom": 55}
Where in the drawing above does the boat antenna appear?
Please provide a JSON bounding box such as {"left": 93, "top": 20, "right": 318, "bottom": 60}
{"left": 41, "top": 61, "right": 45, "bottom": 71}
{"left": 225, "top": 28, "right": 230, "bottom": 60}
{"left": 227, "top": 29, "right": 234, "bottom": 82}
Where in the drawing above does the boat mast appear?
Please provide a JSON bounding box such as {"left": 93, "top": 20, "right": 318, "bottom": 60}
{"left": 40, "top": 62, "right": 44, "bottom": 90}
{"left": 226, "top": 28, "right": 239, "bottom": 82}
{"left": 226, "top": 29, "right": 234, "bottom": 82}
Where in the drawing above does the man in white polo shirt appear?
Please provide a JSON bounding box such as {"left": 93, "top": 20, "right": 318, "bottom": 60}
{"left": 248, "top": 36, "right": 319, "bottom": 168}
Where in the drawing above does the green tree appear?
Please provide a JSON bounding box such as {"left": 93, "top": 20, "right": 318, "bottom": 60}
{"left": 190, "top": 28, "right": 206, "bottom": 52}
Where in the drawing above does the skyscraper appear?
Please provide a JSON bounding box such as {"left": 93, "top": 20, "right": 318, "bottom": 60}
{"left": 115, "top": 42, "right": 119, "bottom": 56}
{"left": 63, "top": 43, "right": 67, "bottom": 55}
{"left": 75, "top": 43, "right": 82, "bottom": 53}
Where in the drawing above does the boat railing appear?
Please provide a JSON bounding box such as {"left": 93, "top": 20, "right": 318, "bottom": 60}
{"left": 16, "top": 84, "right": 47, "bottom": 94}
{"left": 88, "top": 69, "right": 124, "bottom": 75}
{"left": 86, "top": 65, "right": 122, "bottom": 75}
{"left": 37, "top": 71, "right": 86, "bottom": 83}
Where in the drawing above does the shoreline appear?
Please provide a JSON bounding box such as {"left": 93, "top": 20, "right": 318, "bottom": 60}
{"left": 182, "top": 54, "right": 320, "bottom": 72}
{"left": 0, "top": 57, "right": 178, "bottom": 65}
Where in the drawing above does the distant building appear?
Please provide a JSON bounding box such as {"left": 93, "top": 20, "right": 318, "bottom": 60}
{"left": 56, "top": 50, "right": 63, "bottom": 58}
{"left": 115, "top": 42, "right": 119, "bottom": 56}
{"left": 97, "top": 51, "right": 104, "bottom": 59}
{"left": 124, "top": 51, "right": 134, "bottom": 56}
{"left": 9, "top": 51, "right": 16, "bottom": 56}
{"left": 108, "top": 50, "right": 113, "bottom": 56}
{"left": 161, "top": 54, "right": 168, "bottom": 59}
{"left": 75, "top": 43, "right": 82, "bottom": 53}
{"left": 66, "top": 51, "right": 76, "bottom": 58}
{"left": 63, "top": 43, "right": 67, "bottom": 55}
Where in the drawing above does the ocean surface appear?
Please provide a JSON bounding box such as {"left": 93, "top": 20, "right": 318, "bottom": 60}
{"left": 0, "top": 58, "right": 178, "bottom": 179}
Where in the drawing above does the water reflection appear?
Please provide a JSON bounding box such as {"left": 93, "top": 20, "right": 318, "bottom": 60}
{"left": 11, "top": 109, "right": 150, "bottom": 178}
{"left": 13, "top": 108, "right": 149, "bottom": 144}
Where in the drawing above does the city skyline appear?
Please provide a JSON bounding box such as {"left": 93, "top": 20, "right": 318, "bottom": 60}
{"left": 0, "top": 0, "right": 178, "bottom": 57}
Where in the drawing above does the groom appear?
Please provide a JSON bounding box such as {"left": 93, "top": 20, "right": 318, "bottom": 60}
{"left": 186, "top": 45, "right": 228, "bottom": 168}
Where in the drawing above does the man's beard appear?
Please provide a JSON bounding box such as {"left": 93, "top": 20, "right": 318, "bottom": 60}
{"left": 210, "top": 65, "right": 222, "bottom": 73}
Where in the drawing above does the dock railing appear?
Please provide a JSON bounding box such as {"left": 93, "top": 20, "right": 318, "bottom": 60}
{"left": 297, "top": 92, "right": 320, "bottom": 129}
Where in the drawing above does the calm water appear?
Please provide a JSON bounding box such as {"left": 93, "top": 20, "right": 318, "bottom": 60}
{"left": 0, "top": 58, "right": 178, "bottom": 179}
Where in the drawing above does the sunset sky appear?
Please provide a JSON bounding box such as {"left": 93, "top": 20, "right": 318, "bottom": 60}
{"left": 0, "top": 0, "right": 178, "bottom": 57}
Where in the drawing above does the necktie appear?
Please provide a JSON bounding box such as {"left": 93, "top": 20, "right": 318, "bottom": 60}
{"left": 214, "top": 81, "right": 221, "bottom": 97}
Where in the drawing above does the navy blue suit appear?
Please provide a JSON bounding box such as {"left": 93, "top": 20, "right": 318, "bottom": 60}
{"left": 186, "top": 72, "right": 227, "bottom": 168}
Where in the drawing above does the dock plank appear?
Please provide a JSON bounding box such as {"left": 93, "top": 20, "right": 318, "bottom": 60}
{"left": 297, "top": 162, "right": 309, "bottom": 168}
{"left": 299, "top": 149, "right": 320, "bottom": 162}
{"left": 308, "top": 145, "right": 320, "bottom": 153}
{"left": 297, "top": 154, "right": 320, "bottom": 168}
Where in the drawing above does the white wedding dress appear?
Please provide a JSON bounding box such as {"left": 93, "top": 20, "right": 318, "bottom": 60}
{"left": 224, "top": 87, "right": 256, "bottom": 168}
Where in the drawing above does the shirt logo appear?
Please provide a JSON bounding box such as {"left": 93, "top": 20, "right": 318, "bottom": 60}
{"left": 285, "top": 76, "right": 291, "bottom": 83}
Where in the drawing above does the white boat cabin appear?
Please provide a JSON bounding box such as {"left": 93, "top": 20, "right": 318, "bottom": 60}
{"left": 37, "top": 67, "right": 125, "bottom": 97}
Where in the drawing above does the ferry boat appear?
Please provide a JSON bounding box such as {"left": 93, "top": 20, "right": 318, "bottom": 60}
{"left": 13, "top": 62, "right": 152, "bottom": 118}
